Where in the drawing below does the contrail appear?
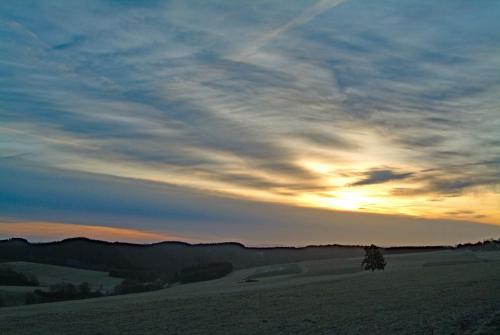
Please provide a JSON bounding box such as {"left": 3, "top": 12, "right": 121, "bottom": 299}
{"left": 233, "top": 0, "right": 347, "bottom": 60}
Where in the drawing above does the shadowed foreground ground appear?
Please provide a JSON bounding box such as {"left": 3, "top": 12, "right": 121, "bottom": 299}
{"left": 1, "top": 251, "right": 499, "bottom": 334}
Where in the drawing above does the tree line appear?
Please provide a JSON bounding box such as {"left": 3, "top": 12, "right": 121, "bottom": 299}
{"left": 1, "top": 261, "right": 235, "bottom": 307}
{"left": 25, "top": 282, "right": 103, "bottom": 304}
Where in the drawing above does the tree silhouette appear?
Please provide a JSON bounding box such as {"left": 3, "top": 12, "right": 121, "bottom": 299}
{"left": 362, "top": 244, "right": 386, "bottom": 271}
{"left": 78, "top": 282, "right": 91, "bottom": 295}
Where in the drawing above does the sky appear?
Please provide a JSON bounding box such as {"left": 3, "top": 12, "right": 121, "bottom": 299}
{"left": 1, "top": 0, "right": 499, "bottom": 246}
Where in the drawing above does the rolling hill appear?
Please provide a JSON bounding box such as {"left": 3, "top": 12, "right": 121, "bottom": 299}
{"left": 1, "top": 249, "right": 499, "bottom": 334}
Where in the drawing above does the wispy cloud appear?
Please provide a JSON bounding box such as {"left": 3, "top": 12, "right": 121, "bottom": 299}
{"left": 0, "top": 0, "right": 499, "bottom": 237}
{"left": 1, "top": 161, "right": 499, "bottom": 245}
{"left": 351, "top": 168, "right": 414, "bottom": 186}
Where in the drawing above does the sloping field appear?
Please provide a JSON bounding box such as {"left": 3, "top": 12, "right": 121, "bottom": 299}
{"left": 1, "top": 250, "right": 499, "bottom": 334}
{"left": 0, "top": 262, "right": 123, "bottom": 307}
{"left": 4, "top": 262, "right": 122, "bottom": 291}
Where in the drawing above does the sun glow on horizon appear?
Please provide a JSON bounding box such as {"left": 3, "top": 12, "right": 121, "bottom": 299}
{"left": 51, "top": 155, "right": 500, "bottom": 225}
{"left": 0, "top": 220, "right": 190, "bottom": 244}
{"left": 298, "top": 188, "right": 380, "bottom": 212}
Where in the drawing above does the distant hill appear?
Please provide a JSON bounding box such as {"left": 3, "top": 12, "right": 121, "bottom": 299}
{"left": 0, "top": 237, "right": 496, "bottom": 283}
{"left": 0, "top": 238, "right": 362, "bottom": 282}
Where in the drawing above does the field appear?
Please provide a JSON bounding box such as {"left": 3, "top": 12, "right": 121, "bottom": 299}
{"left": 0, "top": 262, "right": 122, "bottom": 307}
{"left": 3, "top": 262, "right": 122, "bottom": 290}
{"left": 1, "top": 250, "right": 499, "bottom": 334}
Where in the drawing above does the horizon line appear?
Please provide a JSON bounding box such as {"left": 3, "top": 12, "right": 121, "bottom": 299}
{"left": 3, "top": 236, "right": 498, "bottom": 250}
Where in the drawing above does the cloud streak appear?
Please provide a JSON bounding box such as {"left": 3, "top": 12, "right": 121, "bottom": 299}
{"left": 1, "top": 161, "right": 499, "bottom": 246}
{"left": 0, "top": 0, "right": 499, "bottom": 242}
{"left": 351, "top": 168, "right": 414, "bottom": 186}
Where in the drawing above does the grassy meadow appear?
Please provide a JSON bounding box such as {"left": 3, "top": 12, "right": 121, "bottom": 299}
{"left": 0, "top": 262, "right": 122, "bottom": 307}
{"left": 1, "top": 250, "right": 499, "bottom": 334}
{"left": 4, "top": 262, "right": 122, "bottom": 290}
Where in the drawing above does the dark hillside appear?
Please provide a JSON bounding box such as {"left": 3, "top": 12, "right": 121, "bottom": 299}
{"left": 0, "top": 238, "right": 367, "bottom": 282}
{"left": 2, "top": 237, "right": 493, "bottom": 283}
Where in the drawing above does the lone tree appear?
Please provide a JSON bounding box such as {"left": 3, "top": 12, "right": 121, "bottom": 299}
{"left": 362, "top": 244, "right": 386, "bottom": 271}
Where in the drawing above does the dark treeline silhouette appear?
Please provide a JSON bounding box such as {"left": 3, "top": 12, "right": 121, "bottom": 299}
{"left": 0, "top": 264, "right": 39, "bottom": 286}
{"left": 25, "top": 282, "right": 102, "bottom": 304}
{"left": 456, "top": 239, "right": 500, "bottom": 251}
{"left": 384, "top": 246, "right": 453, "bottom": 253}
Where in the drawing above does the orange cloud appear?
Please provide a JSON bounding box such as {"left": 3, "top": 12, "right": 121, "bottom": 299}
{"left": 0, "top": 220, "right": 185, "bottom": 244}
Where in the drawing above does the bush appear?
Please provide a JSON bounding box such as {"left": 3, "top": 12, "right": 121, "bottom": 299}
{"left": 178, "top": 262, "right": 233, "bottom": 283}
{"left": 113, "top": 279, "right": 163, "bottom": 295}
{"left": 0, "top": 265, "right": 39, "bottom": 286}
{"left": 78, "top": 282, "right": 91, "bottom": 295}
{"left": 29, "top": 282, "right": 102, "bottom": 304}
{"left": 25, "top": 292, "right": 39, "bottom": 305}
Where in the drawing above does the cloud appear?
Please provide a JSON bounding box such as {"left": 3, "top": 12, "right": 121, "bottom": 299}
{"left": 428, "top": 175, "right": 500, "bottom": 197}
{"left": 351, "top": 169, "right": 414, "bottom": 186}
{"left": 445, "top": 210, "right": 474, "bottom": 215}
{"left": 0, "top": 0, "right": 499, "bottom": 232}
{"left": 1, "top": 160, "right": 499, "bottom": 246}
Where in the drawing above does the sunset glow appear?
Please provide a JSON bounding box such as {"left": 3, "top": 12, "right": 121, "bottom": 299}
{"left": 0, "top": 220, "right": 184, "bottom": 244}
